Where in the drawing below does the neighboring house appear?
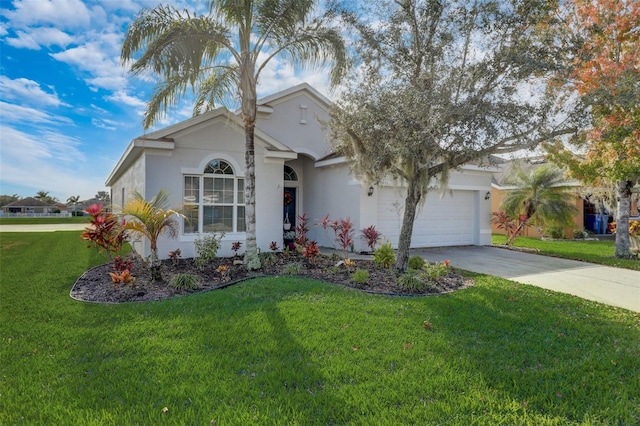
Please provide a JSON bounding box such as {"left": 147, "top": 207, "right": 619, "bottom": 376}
{"left": 106, "top": 83, "right": 496, "bottom": 259}
{"left": 491, "top": 156, "right": 587, "bottom": 237}
{"left": 1, "top": 197, "right": 57, "bottom": 215}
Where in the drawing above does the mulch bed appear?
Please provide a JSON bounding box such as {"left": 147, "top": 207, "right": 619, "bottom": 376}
{"left": 71, "top": 252, "right": 474, "bottom": 303}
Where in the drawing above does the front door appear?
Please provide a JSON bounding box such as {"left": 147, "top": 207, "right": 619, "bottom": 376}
{"left": 283, "top": 188, "right": 297, "bottom": 249}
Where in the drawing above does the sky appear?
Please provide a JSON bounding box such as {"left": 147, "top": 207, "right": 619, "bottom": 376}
{"left": 0, "top": 0, "right": 335, "bottom": 203}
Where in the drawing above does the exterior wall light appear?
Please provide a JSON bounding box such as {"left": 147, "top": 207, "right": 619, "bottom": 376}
{"left": 368, "top": 186, "right": 374, "bottom": 197}
{"left": 484, "top": 191, "right": 491, "bottom": 200}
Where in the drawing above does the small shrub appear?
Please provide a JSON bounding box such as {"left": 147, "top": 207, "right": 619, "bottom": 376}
{"left": 269, "top": 241, "right": 280, "bottom": 252}
{"left": 398, "top": 271, "right": 426, "bottom": 290}
{"left": 258, "top": 251, "right": 276, "bottom": 267}
{"left": 546, "top": 226, "right": 564, "bottom": 239}
{"left": 194, "top": 232, "right": 225, "bottom": 270}
{"left": 216, "top": 264, "right": 230, "bottom": 278}
{"left": 408, "top": 255, "right": 425, "bottom": 270}
{"left": 170, "top": 273, "right": 199, "bottom": 290}
{"left": 373, "top": 240, "right": 396, "bottom": 269}
{"left": 231, "top": 241, "right": 242, "bottom": 256}
{"left": 422, "top": 260, "right": 450, "bottom": 280}
{"left": 343, "top": 258, "right": 356, "bottom": 269}
{"left": 109, "top": 269, "right": 135, "bottom": 286}
{"left": 168, "top": 249, "right": 181, "bottom": 265}
{"left": 283, "top": 262, "right": 303, "bottom": 275}
{"left": 351, "top": 269, "right": 370, "bottom": 285}
{"left": 302, "top": 241, "right": 320, "bottom": 263}
{"left": 295, "top": 213, "right": 310, "bottom": 247}
{"left": 113, "top": 256, "right": 134, "bottom": 273}
{"left": 573, "top": 228, "right": 587, "bottom": 239}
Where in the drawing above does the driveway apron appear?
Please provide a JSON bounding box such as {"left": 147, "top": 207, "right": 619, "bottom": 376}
{"left": 414, "top": 246, "right": 640, "bottom": 313}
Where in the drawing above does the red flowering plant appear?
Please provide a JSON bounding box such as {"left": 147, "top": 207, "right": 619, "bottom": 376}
{"left": 81, "top": 203, "right": 128, "bottom": 259}
{"left": 81, "top": 203, "right": 131, "bottom": 283}
{"left": 318, "top": 215, "right": 355, "bottom": 259}
{"left": 294, "top": 213, "right": 310, "bottom": 248}
{"left": 302, "top": 241, "right": 320, "bottom": 264}
{"left": 360, "top": 225, "right": 381, "bottom": 253}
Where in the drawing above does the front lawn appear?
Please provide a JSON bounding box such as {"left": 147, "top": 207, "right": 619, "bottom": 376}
{"left": 492, "top": 234, "right": 640, "bottom": 271}
{"left": 1, "top": 232, "right": 639, "bottom": 424}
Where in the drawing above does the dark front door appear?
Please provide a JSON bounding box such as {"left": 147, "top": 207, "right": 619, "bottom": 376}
{"left": 283, "top": 187, "right": 296, "bottom": 230}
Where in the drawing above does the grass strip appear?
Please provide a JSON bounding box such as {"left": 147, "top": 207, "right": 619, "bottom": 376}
{"left": 492, "top": 234, "right": 640, "bottom": 271}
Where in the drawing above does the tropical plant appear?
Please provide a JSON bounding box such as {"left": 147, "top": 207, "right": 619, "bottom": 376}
{"left": 67, "top": 195, "right": 80, "bottom": 215}
{"left": 500, "top": 165, "right": 579, "bottom": 245}
{"left": 81, "top": 203, "right": 128, "bottom": 260}
{"left": 318, "top": 215, "right": 354, "bottom": 259}
{"left": 121, "top": 0, "right": 348, "bottom": 270}
{"left": 360, "top": 225, "right": 381, "bottom": 253}
{"left": 283, "top": 262, "right": 303, "bottom": 275}
{"left": 194, "top": 232, "right": 225, "bottom": 270}
{"left": 121, "top": 189, "right": 182, "bottom": 281}
{"left": 373, "top": 240, "right": 396, "bottom": 269}
{"left": 294, "top": 213, "right": 310, "bottom": 248}
{"left": 168, "top": 248, "right": 182, "bottom": 265}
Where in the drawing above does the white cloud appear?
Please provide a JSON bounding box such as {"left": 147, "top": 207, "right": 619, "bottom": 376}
{"left": 6, "top": 27, "right": 74, "bottom": 50}
{"left": 0, "top": 124, "right": 105, "bottom": 200}
{"left": 1, "top": 0, "right": 91, "bottom": 30}
{"left": 0, "top": 101, "right": 73, "bottom": 125}
{"left": 105, "top": 90, "right": 147, "bottom": 108}
{"left": 51, "top": 42, "right": 127, "bottom": 91}
{"left": 0, "top": 76, "right": 70, "bottom": 107}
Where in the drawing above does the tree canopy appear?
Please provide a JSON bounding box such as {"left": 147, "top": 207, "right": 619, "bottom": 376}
{"left": 542, "top": 0, "right": 640, "bottom": 257}
{"left": 328, "top": 0, "right": 580, "bottom": 270}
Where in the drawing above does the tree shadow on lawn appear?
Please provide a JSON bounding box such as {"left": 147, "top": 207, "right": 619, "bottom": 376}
{"left": 68, "top": 278, "right": 357, "bottom": 424}
{"left": 427, "top": 276, "right": 640, "bottom": 423}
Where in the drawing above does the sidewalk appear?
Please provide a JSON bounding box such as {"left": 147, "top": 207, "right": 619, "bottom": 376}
{"left": 0, "top": 223, "right": 87, "bottom": 232}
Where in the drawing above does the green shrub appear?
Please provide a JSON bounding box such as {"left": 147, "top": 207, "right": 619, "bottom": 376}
{"left": 408, "top": 255, "right": 425, "bottom": 270}
{"left": 546, "top": 227, "right": 564, "bottom": 239}
{"left": 258, "top": 251, "right": 276, "bottom": 267}
{"left": 573, "top": 228, "right": 588, "bottom": 239}
{"left": 351, "top": 269, "right": 370, "bottom": 285}
{"left": 194, "top": 232, "right": 225, "bottom": 270}
{"left": 398, "top": 272, "right": 426, "bottom": 290}
{"left": 170, "top": 273, "right": 199, "bottom": 290}
{"left": 283, "top": 262, "right": 303, "bottom": 275}
{"left": 421, "top": 261, "right": 449, "bottom": 280}
{"left": 373, "top": 240, "right": 396, "bottom": 269}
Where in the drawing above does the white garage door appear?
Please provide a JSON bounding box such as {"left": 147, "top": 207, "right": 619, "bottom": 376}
{"left": 377, "top": 189, "right": 475, "bottom": 247}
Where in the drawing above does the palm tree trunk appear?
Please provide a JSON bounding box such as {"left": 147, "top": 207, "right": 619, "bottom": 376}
{"left": 614, "top": 179, "right": 633, "bottom": 258}
{"left": 395, "top": 178, "right": 422, "bottom": 272}
{"left": 150, "top": 245, "right": 163, "bottom": 281}
{"left": 240, "top": 57, "right": 260, "bottom": 270}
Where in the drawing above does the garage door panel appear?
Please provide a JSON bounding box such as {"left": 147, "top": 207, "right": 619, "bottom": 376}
{"left": 377, "top": 189, "right": 475, "bottom": 247}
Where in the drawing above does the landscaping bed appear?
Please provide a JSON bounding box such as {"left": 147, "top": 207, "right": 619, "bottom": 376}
{"left": 71, "top": 252, "right": 472, "bottom": 303}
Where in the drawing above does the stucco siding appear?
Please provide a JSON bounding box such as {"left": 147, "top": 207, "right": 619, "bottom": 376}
{"left": 303, "top": 160, "right": 362, "bottom": 250}
{"left": 257, "top": 92, "right": 332, "bottom": 161}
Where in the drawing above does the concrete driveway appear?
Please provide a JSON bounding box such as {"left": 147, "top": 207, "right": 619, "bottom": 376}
{"left": 0, "top": 223, "right": 86, "bottom": 232}
{"left": 414, "top": 246, "right": 640, "bottom": 313}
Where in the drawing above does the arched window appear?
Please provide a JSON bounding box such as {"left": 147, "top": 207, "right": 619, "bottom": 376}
{"left": 183, "top": 159, "right": 245, "bottom": 233}
{"left": 284, "top": 165, "right": 298, "bottom": 181}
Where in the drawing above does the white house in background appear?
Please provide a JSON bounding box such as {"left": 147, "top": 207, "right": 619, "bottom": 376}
{"left": 106, "top": 83, "right": 495, "bottom": 259}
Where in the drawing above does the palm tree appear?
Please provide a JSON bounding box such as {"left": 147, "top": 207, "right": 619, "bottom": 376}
{"left": 122, "top": 189, "right": 182, "bottom": 281}
{"left": 67, "top": 195, "right": 80, "bottom": 216}
{"left": 121, "top": 0, "right": 347, "bottom": 269}
{"left": 501, "top": 165, "right": 579, "bottom": 245}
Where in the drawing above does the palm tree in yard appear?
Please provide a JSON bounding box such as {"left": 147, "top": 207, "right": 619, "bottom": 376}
{"left": 122, "top": 190, "right": 182, "bottom": 282}
{"left": 67, "top": 195, "right": 80, "bottom": 215}
{"left": 121, "top": 0, "right": 347, "bottom": 269}
{"left": 502, "top": 165, "right": 578, "bottom": 245}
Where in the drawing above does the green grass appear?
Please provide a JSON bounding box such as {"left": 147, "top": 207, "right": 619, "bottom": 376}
{"left": 492, "top": 234, "right": 640, "bottom": 271}
{"left": 2, "top": 232, "right": 639, "bottom": 425}
{"left": 0, "top": 216, "right": 88, "bottom": 225}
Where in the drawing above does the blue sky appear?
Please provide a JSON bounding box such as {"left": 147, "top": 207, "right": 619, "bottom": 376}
{"left": 0, "top": 0, "right": 334, "bottom": 202}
